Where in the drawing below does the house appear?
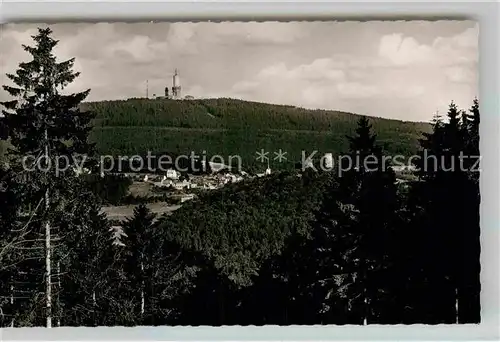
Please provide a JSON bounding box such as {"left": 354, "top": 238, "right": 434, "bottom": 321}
{"left": 173, "top": 179, "right": 190, "bottom": 190}
{"left": 225, "top": 174, "right": 243, "bottom": 183}
{"left": 166, "top": 169, "right": 179, "bottom": 180}
{"left": 153, "top": 178, "right": 172, "bottom": 188}
{"left": 257, "top": 168, "right": 272, "bottom": 177}
{"left": 203, "top": 183, "right": 217, "bottom": 190}
{"left": 180, "top": 194, "right": 195, "bottom": 203}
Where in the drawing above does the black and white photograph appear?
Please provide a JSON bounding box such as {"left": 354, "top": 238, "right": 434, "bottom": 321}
{"left": 0, "top": 20, "right": 480, "bottom": 327}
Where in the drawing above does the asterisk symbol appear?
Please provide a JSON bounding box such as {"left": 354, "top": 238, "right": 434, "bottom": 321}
{"left": 274, "top": 149, "right": 287, "bottom": 162}
{"left": 255, "top": 149, "right": 269, "bottom": 163}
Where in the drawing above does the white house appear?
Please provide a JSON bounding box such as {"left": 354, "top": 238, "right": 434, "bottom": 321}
{"left": 166, "top": 169, "right": 179, "bottom": 180}
{"left": 180, "top": 194, "right": 195, "bottom": 203}
{"left": 323, "top": 153, "right": 334, "bottom": 169}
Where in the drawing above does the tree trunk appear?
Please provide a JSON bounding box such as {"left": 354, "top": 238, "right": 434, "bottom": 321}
{"left": 45, "top": 195, "right": 52, "bottom": 328}
{"left": 56, "top": 261, "right": 61, "bottom": 327}
{"left": 44, "top": 128, "right": 52, "bottom": 328}
{"left": 140, "top": 261, "right": 145, "bottom": 317}
{"left": 363, "top": 293, "right": 367, "bottom": 326}
{"left": 92, "top": 290, "right": 96, "bottom": 326}
{"left": 361, "top": 261, "right": 368, "bottom": 326}
{"left": 10, "top": 275, "right": 14, "bottom": 327}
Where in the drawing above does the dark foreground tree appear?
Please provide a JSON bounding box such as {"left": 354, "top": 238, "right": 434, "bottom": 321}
{"left": 235, "top": 118, "right": 403, "bottom": 325}
{"left": 122, "top": 204, "right": 156, "bottom": 324}
{"left": 0, "top": 27, "right": 97, "bottom": 327}
{"left": 408, "top": 100, "right": 481, "bottom": 323}
{"left": 335, "top": 116, "right": 401, "bottom": 324}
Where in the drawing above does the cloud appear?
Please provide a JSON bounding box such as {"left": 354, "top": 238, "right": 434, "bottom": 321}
{"left": 229, "top": 56, "right": 429, "bottom": 110}
{"left": 162, "top": 21, "right": 304, "bottom": 55}
{"left": 256, "top": 60, "right": 345, "bottom": 82}
{"left": 0, "top": 26, "right": 38, "bottom": 68}
{"left": 336, "top": 82, "right": 379, "bottom": 99}
{"left": 193, "top": 22, "right": 306, "bottom": 45}
{"left": 444, "top": 66, "right": 476, "bottom": 83}
{"left": 166, "top": 23, "right": 199, "bottom": 55}
{"left": 378, "top": 23, "right": 478, "bottom": 67}
{"left": 378, "top": 34, "right": 434, "bottom": 66}
{"left": 0, "top": 21, "right": 478, "bottom": 122}
{"left": 229, "top": 59, "right": 348, "bottom": 108}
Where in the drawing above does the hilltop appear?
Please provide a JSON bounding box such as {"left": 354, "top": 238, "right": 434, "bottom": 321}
{"left": 85, "top": 97, "right": 429, "bottom": 129}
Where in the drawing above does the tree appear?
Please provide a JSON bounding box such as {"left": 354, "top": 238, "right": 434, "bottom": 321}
{"left": 337, "top": 116, "right": 401, "bottom": 324}
{"left": 0, "top": 164, "right": 19, "bottom": 327}
{"left": 457, "top": 98, "right": 480, "bottom": 323}
{"left": 122, "top": 204, "right": 156, "bottom": 324}
{"left": 0, "top": 27, "right": 96, "bottom": 327}
{"left": 52, "top": 186, "right": 110, "bottom": 326}
{"left": 241, "top": 176, "right": 361, "bottom": 325}
{"left": 407, "top": 100, "right": 481, "bottom": 323}
{"left": 234, "top": 118, "right": 403, "bottom": 325}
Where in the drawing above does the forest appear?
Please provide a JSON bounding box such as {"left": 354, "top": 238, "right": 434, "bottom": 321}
{"left": 0, "top": 82, "right": 430, "bottom": 172}
{"left": 83, "top": 97, "right": 430, "bottom": 172}
{"left": 0, "top": 28, "right": 480, "bottom": 327}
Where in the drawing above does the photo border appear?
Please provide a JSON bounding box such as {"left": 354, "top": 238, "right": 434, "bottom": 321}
{"left": 0, "top": 1, "right": 498, "bottom": 341}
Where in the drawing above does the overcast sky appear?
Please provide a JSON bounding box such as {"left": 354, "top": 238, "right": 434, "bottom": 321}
{"left": 1, "top": 21, "right": 478, "bottom": 122}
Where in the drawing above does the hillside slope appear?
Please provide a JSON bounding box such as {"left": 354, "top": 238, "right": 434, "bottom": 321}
{"left": 2, "top": 98, "right": 431, "bottom": 170}
{"left": 159, "top": 170, "right": 330, "bottom": 286}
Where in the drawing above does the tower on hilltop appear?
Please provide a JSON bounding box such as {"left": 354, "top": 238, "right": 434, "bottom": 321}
{"left": 172, "top": 68, "right": 181, "bottom": 99}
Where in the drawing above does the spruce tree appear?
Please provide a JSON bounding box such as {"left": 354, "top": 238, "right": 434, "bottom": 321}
{"left": 338, "top": 116, "right": 400, "bottom": 324}
{"left": 53, "top": 186, "right": 111, "bottom": 326}
{"left": 300, "top": 177, "right": 362, "bottom": 325}
{"left": 0, "top": 164, "right": 19, "bottom": 327}
{"left": 0, "top": 27, "right": 96, "bottom": 327}
{"left": 457, "top": 99, "right": 480, "bottom": 323}
{"left": 408, "top": 100, "right": 481, "bottom": 323}
{"left": 122, "top": 204, "right": 156, "bottom": 324}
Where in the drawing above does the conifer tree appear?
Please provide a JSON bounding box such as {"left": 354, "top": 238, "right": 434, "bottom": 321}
{"left": 337, "top": 116, "right": 400, "bottom": 324}
{"left": 53, "top": 185, "right": 110, "bottom": 327}
{"left": 291, "top": 177, "right": 362, "bottom": 325}
{"left": 0, "top": 164, "right": 19, "bottom": 327}
{"left": 0, "top": 27, "right": 96, "bottom": 327}
{"left": 457, "top": 99, "right": 480, "bottom": 323}
{"left": 408, "top": 100, "right": 481, "bottom": 323}
{"left": 122, "top": 204, "right": 156, "bottom": 324}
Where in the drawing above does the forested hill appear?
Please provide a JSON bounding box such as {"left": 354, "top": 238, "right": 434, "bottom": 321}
{"left": 158, "top": 170, "right": 331, "bottom": 287}
{"left": 12, "top": 97, "right": 434, "bottom": 171}
{"left": 85, "top": 97, "right": 430, "bottom": 132}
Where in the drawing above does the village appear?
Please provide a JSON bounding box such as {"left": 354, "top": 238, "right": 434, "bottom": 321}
{"left": 102, "top": 161, "right": 270, "bottom": 222}
{"left": 102, "top": 154, "right": 416, "bottom": 223}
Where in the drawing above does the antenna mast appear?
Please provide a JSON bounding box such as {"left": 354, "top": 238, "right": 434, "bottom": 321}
{"left": 146, "top": 79, "right": 149, "bottom": 99}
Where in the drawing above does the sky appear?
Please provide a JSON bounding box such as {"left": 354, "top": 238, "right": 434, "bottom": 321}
{"left": 0, "top": 20, "right": 478, "bottom": 122}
